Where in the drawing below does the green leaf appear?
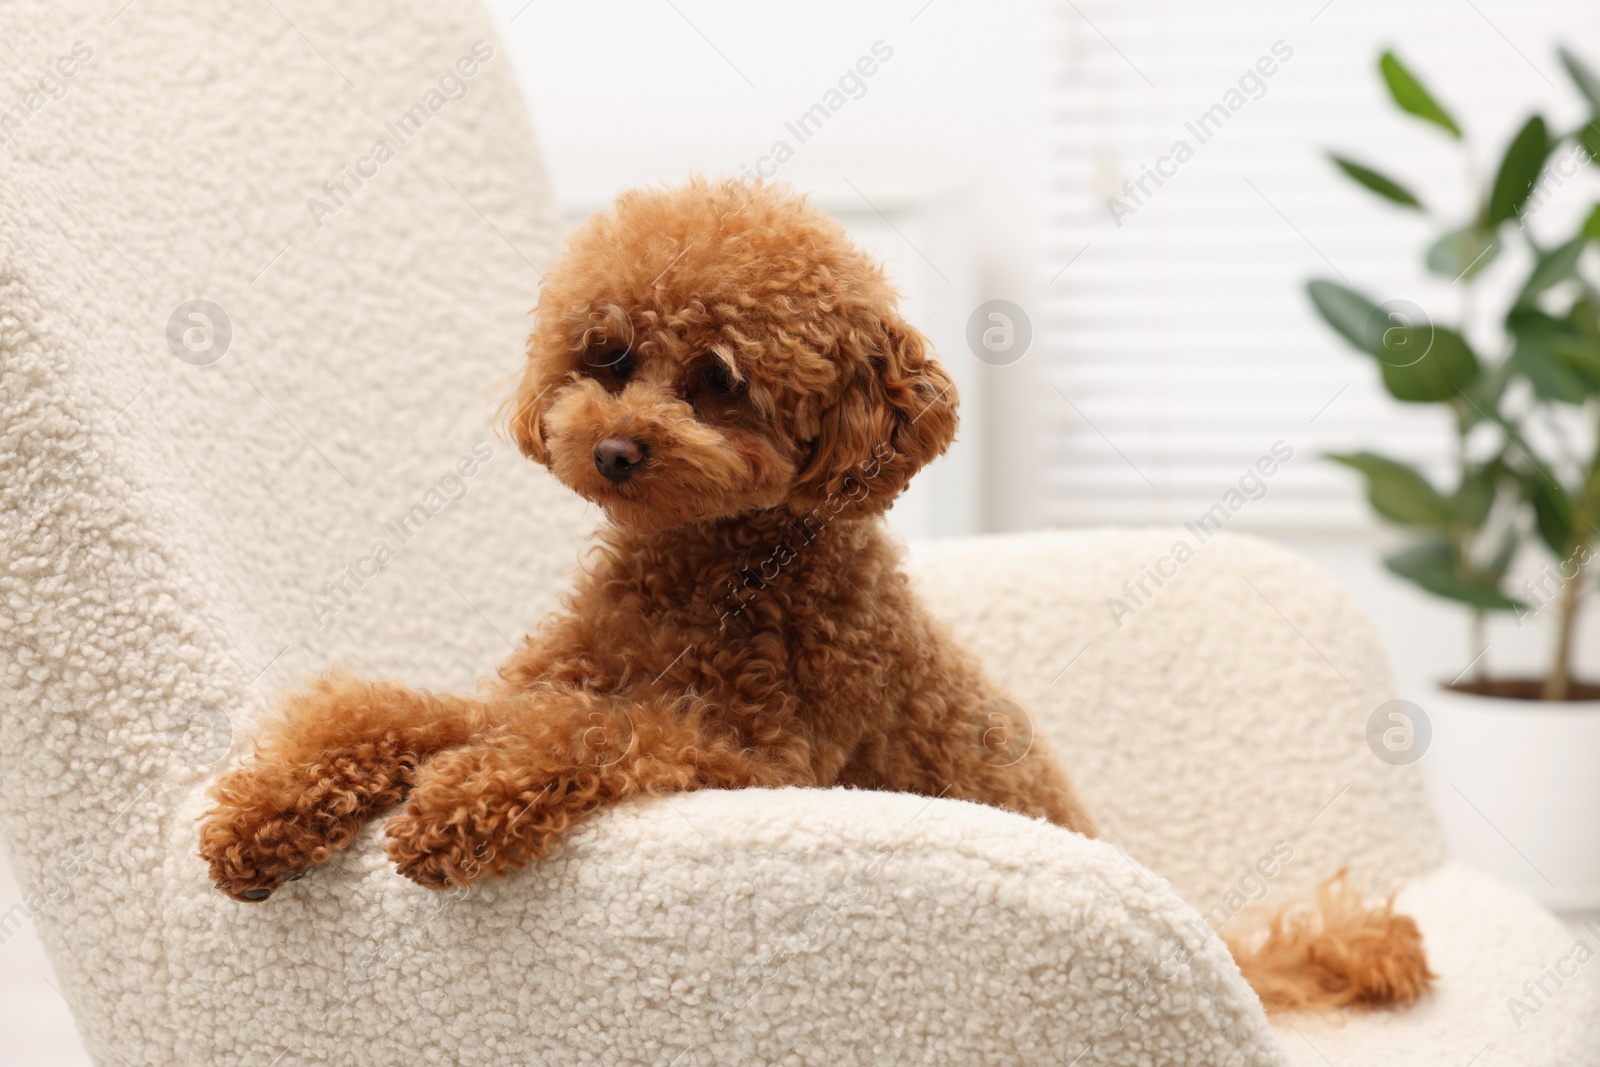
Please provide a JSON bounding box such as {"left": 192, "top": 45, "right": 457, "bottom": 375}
{"left": 1512, "top": 318, "right": 1589, "bottom": 402}
{"left": 1485, "top": 116, "right": 1552, "bottom": 225}
{"left": 1426, "top": 226, "right": 1500, "bottom": 280}
{"left": 1306, "top": 280, "right": 1479, "bottom": 400}
{"left": 1380, "top": 51, "right": 1463, "bottom": 138}
{"left": 1510, "top": 307, "right": 1600, "bottom": 397}
{"left": 1549, "top": 328, "right": 1600, "bottom": 385}
{"left": 1384, "top": 542, "right": 1523, "bottom": 610}
{"left": 1560, "top": 48, "right": 1600, "bottom": 114}
{"left": 1584, "top": 203, "right": 1600, "bottom": 242}
{"left": 1327, "top": 452, "right": 1454, "bottom": 527}
{"left": 1377, "top": 324, "right": 1481, "bottom": 402}
{"left": 1329, "top": 153, "right": 1423, "bottom": 209}
{"left": 1485, "top": 523, "right": 1519, "bottom": 582}
{"left": 1580, "top": 123, "right": 1600, "bottom": 163}
{"left": 1459, "top": 350, "right": 1515, "bottom": 415}
{"left": 1306, "top": 279, "right": 1380, "bottom": 351}
{"left": 1518, "top": 236, "right": 1587, "bottom": 304}
{"left": 1521, "top": 469, "right": 1575, "bottom": 554}
{"left": 1457, "top": 464, "right": 1497, "bottom": 527}
{"left": 1569, "top": 293, "right": 1600, "bottom": 343}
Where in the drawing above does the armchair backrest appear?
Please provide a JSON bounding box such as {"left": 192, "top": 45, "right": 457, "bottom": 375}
{"left": 0, "top": 1, "right": 583, "bottom": 1058}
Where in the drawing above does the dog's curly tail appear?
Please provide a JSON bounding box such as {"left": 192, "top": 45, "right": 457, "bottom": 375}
{"left": 1223, "top": 869, "right": 1435, "bottom": 1011}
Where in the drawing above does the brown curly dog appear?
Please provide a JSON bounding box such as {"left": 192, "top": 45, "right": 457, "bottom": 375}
{"left": 200, "top": 178, "right": 1431, "bottom": 1012}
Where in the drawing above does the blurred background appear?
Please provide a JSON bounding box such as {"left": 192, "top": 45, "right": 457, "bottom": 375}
{"left": 7, "top": 0, "right": 1600, "bottom": 1060}
{"left": 484, "top": 0, "right": 1600, "bottom": 698}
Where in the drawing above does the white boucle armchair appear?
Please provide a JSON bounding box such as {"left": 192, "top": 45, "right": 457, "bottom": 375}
{"left": 1, "top": 1, "right": 1595, "bottom": 1065}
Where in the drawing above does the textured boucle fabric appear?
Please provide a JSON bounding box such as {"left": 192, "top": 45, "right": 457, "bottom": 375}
{"left": 906, "top": 529, "right": 1449, "bottom": 911}
{"left": 154, "top": 787, "right": 1284, "bottom": 1065}
{"left": 1, "top": 1, "right": 1594, "bottom": 1064}
{"left": 1274, "top": 863, "right": 1600, "bottom": 1067}
{"left": 910, "top": 535, "right": 1599, "bottom": 1063}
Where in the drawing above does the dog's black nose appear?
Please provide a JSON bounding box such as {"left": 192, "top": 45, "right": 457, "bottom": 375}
{"left": 594, "top": 437, "right": 645, "bottom": 483}
{"left": 241, "top": 887, "right": 272, "bottom": 901}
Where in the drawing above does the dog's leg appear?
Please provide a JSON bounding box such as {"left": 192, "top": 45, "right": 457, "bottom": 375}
{"left": 837, "top": 663, "right": 1100, "bottom": 838}
{"left": 384, "top": 688, "right": 800, "bottom": 890}
{"left": 865, "top": 723, "right": 1099, "bottom": 838}
{"left": 957, "top": 728, "right": 1101, "bottom": 839}
{"left": 200, "top": 674, "right": 485, "bottom": 901}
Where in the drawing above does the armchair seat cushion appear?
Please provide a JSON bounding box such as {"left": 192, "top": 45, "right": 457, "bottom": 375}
{"left": 1273, "top": 862, "right": 1600, "bottom": 1066}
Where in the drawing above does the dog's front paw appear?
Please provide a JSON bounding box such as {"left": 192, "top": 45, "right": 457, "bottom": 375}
{"left": 383, "top": 810, "right": 508, "bottom": 891}
{"left": 199, "top": 743, "right": 420, "bottom": 902}
{"left": 383, "top": 740, "right": 570, "bottom": 891}
{"left": 198, "top": 795, "right": 329, "bottom": 903}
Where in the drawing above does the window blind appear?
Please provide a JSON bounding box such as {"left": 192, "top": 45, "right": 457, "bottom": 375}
{"left": 1041, "top": 0, "right": 1600, "bottom": 529}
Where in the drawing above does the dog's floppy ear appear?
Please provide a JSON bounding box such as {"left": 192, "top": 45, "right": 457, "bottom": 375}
{"left": 504, "top": 303, "right": 635, "bottom": 467}
{"left": 502, "top": 327, "right": 573, "bottom": 468}
{"left": 502, "top": 358, "right": 557, "bottom": 466}
{"left": 789, "top": 315, "right": 958, "bottom": 518}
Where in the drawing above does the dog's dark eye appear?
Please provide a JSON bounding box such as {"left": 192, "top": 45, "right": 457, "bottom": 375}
{"left": 588, "top": 348, "right": 633, "bottom": 382}
{"left": 704, "top": 362, "right": 738, "bottom": 397}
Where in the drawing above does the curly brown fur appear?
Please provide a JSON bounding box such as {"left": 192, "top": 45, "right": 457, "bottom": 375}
{"left": 1226, "top": 870, "right": 1435, "bottom": 1011}
{"left": 200, "top": 178, "right": 1430, "bottom": 1011}
{"left": 200, "top": 676, "right": 488, "bottom": 898}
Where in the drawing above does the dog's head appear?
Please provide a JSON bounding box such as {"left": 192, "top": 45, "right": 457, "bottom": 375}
{"left": 505, "top": 179, "right": 958, "bottom": 533}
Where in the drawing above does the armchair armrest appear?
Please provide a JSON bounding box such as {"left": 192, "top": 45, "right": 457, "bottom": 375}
{"left": 156, "top": 786, "right": 1285, "bottom": 1066}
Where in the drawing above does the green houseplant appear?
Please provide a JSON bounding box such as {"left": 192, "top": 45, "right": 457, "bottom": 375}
{"left": 1307, "top": 46, "right": 1600, "bottom": 909}
{"left": 1310, "top": 46, "right": 1600, "bottom": 699}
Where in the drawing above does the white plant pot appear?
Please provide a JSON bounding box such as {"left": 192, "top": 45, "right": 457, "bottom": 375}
{"left": 1421, "top": 683, "right": 1600, "bottom": 910}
